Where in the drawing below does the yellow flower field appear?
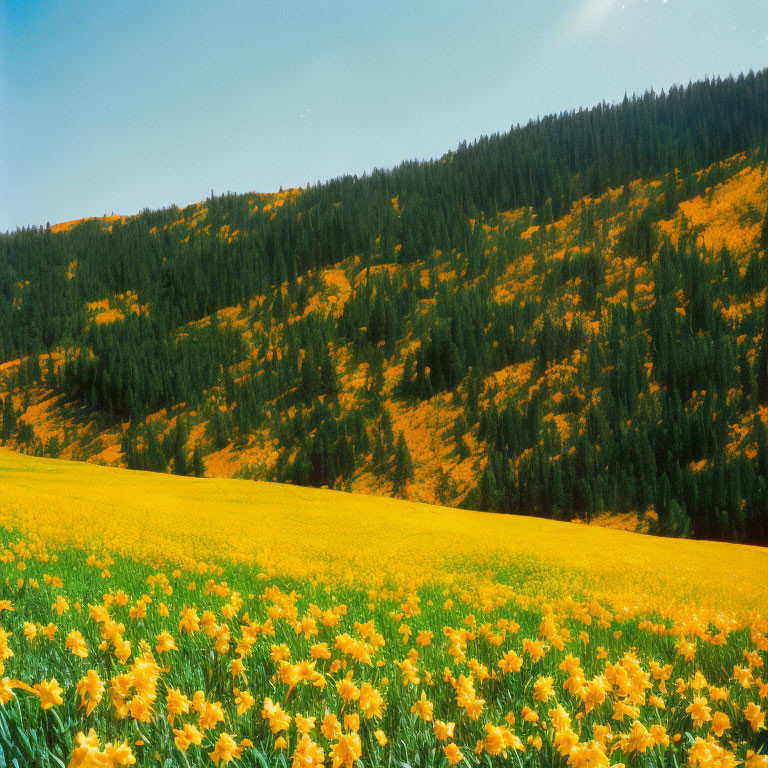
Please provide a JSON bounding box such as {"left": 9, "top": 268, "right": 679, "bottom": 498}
{"left": 0, "top": 449, "right": 766, "bottom": 767}
{"left": 0, "top": 450, "right": 765, "bottom": 617}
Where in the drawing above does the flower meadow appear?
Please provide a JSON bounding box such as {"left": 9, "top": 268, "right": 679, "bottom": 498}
{"left": 0, "top": 452, "right": 766, "bottom": 767}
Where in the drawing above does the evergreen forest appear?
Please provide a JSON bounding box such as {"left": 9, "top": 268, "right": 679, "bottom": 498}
{"left": 2, "top": 70, "right": 768, "bottom": 544}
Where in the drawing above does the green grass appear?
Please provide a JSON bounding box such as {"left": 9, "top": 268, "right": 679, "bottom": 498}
{"left": 0, "top": 529, "right": 765, "bottom": 767}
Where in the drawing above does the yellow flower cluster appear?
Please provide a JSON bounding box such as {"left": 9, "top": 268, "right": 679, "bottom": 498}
{"left": 0, "top": 533, "right": 766, "bottom": 768}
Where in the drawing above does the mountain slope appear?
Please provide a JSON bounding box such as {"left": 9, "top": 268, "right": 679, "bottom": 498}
{"left": 2, "top": 72, "right": 768, "bottom": 544}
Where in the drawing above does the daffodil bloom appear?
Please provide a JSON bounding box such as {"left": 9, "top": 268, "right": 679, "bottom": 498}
{"left": 685, "top": 696, "right": 712, "bottom": 729}
{"left": 554, "top": 727, "right": 579, "bottom": 757}
{"left": 165, "top": 688, "right": 190, "bottom": 723}
{"left": 34, "top": 678, "right": 64, "bottom": 709}
{"left": 2, "top": 519, "right": 767, "bottom": 768}
{"left": 76, "top": 670, "right": 104, "bottom": 716}
{"left": 0, "top": 678, "right": 15, "bottom": 705}
{"left": 443, "top": 743, "right": 463, "bottom": 766}
{"left": 521, "top": 705, "right": 539, "bottom": 723}
{"left": 321, "top": 714, "right": 341, "bottom": 741}
{"left": 68, "top": 729, "right": 102, "bottom": 768}
{"left": 52, "top": 596, "right": 69, "bottom": 616}
{"left": 712, "top": 711, "right": 731, "bottom": 737}
{"left": 295, "top": 713, "right": 316, "bottom": 734}
{"left": 498, "top": 650, "right": 523, "bottom": 673}
{"left": 357, "top": 682, "right": 385, "bottom": 719}
{"left": 155, "top": 630, "right": 177, "bottom": 653}
{"left": 234, "top": 687, "right": 255, "bottom": 715}
{"left": 101, "top": 740, "right": 135, "bottom": 766}
{"left": 199, "top": 700, "right": 225, "bottom": 730}
{"left": 433, "top": 720, "right": 455, "bottom": 741}
{"left": 336, "top": 677, "right": 359, "bottom": 703}
{"left": 649, "top": 724, "right": 668, "bottom": 748}
{"left": 292, "top": 735, "right": 324, "bottom": 768}
{"left": 261, "top": 697, "right": 290, "bottom": 733}
{"left": 527, "top": 734, "right": 543, "bottom": 750}
{"left": 128, "top": 695, "right": 153, "bottom": 723}
{"left": 330, "top": 732, "right": 361, "bottom": 768}
{"left": 209, "top": 732, "right": 238, "bottom": 765}
{"left": 65, "top": 630, "right": 88, "bottom": 658}
{"left": 173, "top": 723, "right": 203, "bottom": 752}
{"left": 533, "top": 675, "right": 555, "bottom": 702}
{"left": 178, "top": 606, "right": 200, "bottom": 633}
{"left": 231, "top": 657, "right": 246, "bottom": 678}
{"left": 410, "top": 691, "right": 433, "bottom": 721}
{"left": 744, "top": 702, "right": 765, "bottom": 733}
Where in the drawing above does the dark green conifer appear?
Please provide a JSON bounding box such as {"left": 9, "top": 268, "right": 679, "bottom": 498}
{"left": 392, "top": 432, "right": 414, "bottom": 495}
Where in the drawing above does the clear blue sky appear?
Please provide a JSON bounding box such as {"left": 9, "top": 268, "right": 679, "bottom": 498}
{"left": 1, "top": 0, "right": 766, "bottom": 232}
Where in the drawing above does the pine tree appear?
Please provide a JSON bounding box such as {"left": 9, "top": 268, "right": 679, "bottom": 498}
{"left": 660, "top": 499, "right": 692, "bottom": 538}
{"left": 392, "top": 432, "right": 414, "bottom": 495}
{"left": 172, "top": 443, "right": 188, "bottom": 476}
{"left": 0, "top": 395, "right": 16, "bottom": 441}
{"left": 300, "top": 349, "right": 320, "bottom": 402}
{"left": 760, "top": 206, "right": 768, "bottom": 254}
{"left": 143, "top": 425, "right": 167, "bottom": 473}
{"left": 757, "top": 299, "right": 768, "bottom": 404}
{"left": 319, "top": 348, "right": 338, "bottom": 399}
{"left": 452, "top": 414, "right": 470, "bottom": 461}
{"left": 464, "top": 376, "right": 481, "bottom": 426}
{"left": 364, "top": 351, "right": 385, "bottom": 414}
{"left": 379, "top": 409, "right": 394, "bottom": 452}
{"left": 211, "top": 407, "right": 230, "bottom": 450}
{"left": 121, "top": 426, "right": 139, "bottom": 469}
{"left": 192, "top": 445, "right": 205, "bottom": 477}
{"left": 659, "top": 171, "right": 679, "bottom": 220}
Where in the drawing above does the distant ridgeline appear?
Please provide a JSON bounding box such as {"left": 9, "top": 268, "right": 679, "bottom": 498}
{"left": 1, "top": 70, "right": 768, "bottom": 544}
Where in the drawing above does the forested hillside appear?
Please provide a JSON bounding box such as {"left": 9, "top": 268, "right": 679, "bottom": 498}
{"left": 2, "top": 70, "right": 768, "bottom": 543}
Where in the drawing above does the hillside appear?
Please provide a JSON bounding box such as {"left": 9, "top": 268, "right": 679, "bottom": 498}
{"left": 1, "top": 449, "right": 765, "bottom": 616}
{"left": 2, "top": 71, "right": 768, "bottom": 544}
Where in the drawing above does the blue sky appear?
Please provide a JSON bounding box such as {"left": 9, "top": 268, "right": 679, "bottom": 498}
{"left": 1, "top": 0, "right": 766, "bottom": 232}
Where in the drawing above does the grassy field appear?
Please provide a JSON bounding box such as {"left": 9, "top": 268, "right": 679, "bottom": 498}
{"left": 0, "top": 449, "right": 766, "bottom": 766}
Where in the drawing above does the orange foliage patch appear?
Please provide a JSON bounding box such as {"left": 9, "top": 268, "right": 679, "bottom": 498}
{"left": 659, "top": 163, "right": 767, "bottom": 258}
{"left": 51, "top": 215, "right": 124, "bottom": 233}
